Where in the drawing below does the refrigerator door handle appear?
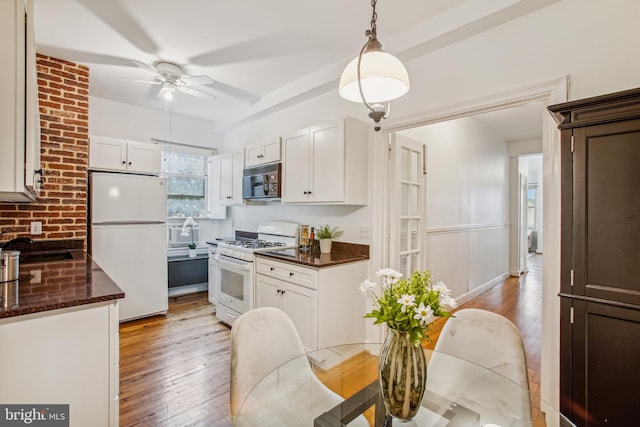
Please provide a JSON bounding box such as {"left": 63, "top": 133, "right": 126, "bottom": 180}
{"left": 93, "top": 221, "right": 166, "bottom": 226}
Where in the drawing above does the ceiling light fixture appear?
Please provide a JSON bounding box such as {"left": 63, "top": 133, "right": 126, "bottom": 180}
{"left": 339, "top": 0, "right": 410, "bottom": 131}
{"left": 161, "top": 80, "right": 178, "bottom": 101}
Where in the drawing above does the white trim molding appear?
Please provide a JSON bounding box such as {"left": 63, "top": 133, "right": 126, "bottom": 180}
{"left": 426, "top": 222, "right": 508, "bottom": 235}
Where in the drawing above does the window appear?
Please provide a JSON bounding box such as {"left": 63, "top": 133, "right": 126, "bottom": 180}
{"left": 527, "top": 186, "right": 537, "bottom": 230}
{"left": 161, "top": 144, "right": 213, "bottom": 218}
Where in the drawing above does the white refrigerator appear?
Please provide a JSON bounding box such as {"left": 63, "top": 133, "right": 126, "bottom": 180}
{"left": 90, "top": 172, "right": 168, "bottom": 321}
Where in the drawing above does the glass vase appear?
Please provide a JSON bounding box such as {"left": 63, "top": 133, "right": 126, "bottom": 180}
{"left": 378, "top": 328, "right": 427, "bottom": 421}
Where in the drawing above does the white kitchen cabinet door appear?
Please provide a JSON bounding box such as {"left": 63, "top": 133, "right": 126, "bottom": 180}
{"left": 309, "top": 120, "right": 345, "bottom": 203}
{"left": 126, "top": 140, "right": 161, "bottom": 174}
{"left": 255, "top": 273, "right": 317, "bottom": 352}
{"left": 282, "top": 128, "right": 311, "bottom": 202}
{"left": 219, "top": 150, "right": 244, "bottom": 205}
{"left": 0, "top": 0, "right": 41, "bottom": 202}
{"left": 255, "top": 275, "right": 284, "bottom": 310}
{"left": 89, "top": 136, "right": 161, "bottom": 175}
{"left": 281, "top": 281, "right": 317, "bottom": 352}
{"left": 207, "top": 156, "right": 226, "bottom": 219}
{"left": 282, "top": 117, "right": 368, "bottom": 205}
{"left": 244, "top": 144, "right": 263, "bottom": 168}
{"left": 90, "top": 138, "right": 127, "bottom": 171}
{"left": 245, "top": 137, "right": 281, "bottom": 168}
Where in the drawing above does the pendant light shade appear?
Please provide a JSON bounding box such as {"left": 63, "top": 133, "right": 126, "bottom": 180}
{"left": 339, "top": 50, "right": 409, "bottom": 104}
{"left": 338, "top": 0, "right": 409, "bottom": 131}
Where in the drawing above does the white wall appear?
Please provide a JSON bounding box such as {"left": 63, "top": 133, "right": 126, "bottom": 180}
{"left": 89, "top": 97, "right": 222, "bottom": 148}
{"left": 398, "top": 117, "right": 510, "bottom": 302}
{"left": 228, "top": 197, "right": 371, "bottom": 245}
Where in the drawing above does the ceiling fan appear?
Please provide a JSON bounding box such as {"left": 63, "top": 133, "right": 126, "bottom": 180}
{"left": 126, "top": 60, "right": 218, "bottom": 101}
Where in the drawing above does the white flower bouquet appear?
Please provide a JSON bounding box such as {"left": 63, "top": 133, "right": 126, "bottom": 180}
{"left": 360, "top": 268, "right": 457, "bottom": 346}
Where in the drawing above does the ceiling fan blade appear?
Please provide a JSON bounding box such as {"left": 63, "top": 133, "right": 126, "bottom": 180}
{"left": 38, "top": 45, "right": 136, "bottom": 67}
{"left": 77, "top": 0, "right": 158, "bottom": 54}
{"left": 179, "top": 75, "right": 214, "bottom": 87}
{"left": 111, "top": 75, "right": 162, "bottom": 85}
{"left": 189, "top": 32, "right": 313, "bottom": 66}
{"left": 130, "top": 59, "right": 157, "bottom": 74}
{"left": 178, "top": 86, "right": 217, "bottom": 100}
{"left": 147, "top": 84, "right": 163, "bottom": 100}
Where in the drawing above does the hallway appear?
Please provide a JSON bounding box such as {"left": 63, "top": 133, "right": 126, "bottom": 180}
{"left": 426, "top": 254, "right": 544, "bottom": 426}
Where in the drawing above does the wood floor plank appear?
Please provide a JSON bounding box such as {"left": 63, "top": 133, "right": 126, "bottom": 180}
{"left": 119, "top": 255, "right": 545, "bottom": 426}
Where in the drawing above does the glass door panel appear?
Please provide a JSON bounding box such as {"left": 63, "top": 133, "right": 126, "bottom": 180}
{"left": 389, "top": 134, "right": 426, "bottom": 275}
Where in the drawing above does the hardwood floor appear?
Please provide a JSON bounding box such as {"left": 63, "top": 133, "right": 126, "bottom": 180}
{"left": 119, "top": 255, "right": 544, "bottom": 426}
{"left": 119, "top": 293, "right": 232, "bottom": 426}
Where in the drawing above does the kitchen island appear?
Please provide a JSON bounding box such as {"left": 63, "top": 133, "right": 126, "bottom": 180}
{"left": 0, "top": 250, "right": 123, "bottom": 427}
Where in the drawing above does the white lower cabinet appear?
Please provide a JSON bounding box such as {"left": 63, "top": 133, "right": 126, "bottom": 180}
{"left": 0, "top": 302, "right": 120, "bottom": 427}
{"left": 256, "top": 274, "right": 317, "bottom": 350}
{"left": 255, "top": 256, "right": 368, "bottom": 352}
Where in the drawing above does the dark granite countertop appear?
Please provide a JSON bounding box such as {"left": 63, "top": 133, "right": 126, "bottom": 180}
{"left": 0, "top": 250, "right": 125, "bottom": 319}
{"left": 256, "top": 247, "right": 368, "bottom": 268}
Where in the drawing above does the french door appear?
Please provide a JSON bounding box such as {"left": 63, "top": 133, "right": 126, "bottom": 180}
{"left": 388, "top": 134, "right": 427, "bottom": 277}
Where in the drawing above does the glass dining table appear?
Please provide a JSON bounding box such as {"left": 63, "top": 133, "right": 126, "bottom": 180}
{"left": 235, "top": 343, "right": 533, "bottom": 427}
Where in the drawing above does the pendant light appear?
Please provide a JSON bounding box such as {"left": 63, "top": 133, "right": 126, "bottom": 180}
{"left": 339, "top": 0, "right": 409, "bottom": 131}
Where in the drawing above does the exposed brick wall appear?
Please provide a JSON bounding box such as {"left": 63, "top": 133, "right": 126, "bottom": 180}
{"left": 0, "top": 54, "right": 89, "bottom": 246}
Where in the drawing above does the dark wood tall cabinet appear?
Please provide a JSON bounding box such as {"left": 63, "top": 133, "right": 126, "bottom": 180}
{"left": 549, "top": 88, "right": 640, "bottom": 427}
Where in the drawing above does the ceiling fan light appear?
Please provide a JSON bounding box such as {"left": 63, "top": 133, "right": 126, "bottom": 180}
{"left": 163, "top": 87, "right": 175, "bottom": 101}
{"left": 339, "top": 50, "right": 409, "bottom": 104}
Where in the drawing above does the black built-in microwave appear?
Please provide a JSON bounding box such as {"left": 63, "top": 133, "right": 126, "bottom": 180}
{"left": 242, "top": 163, "right": 281, "bottom": 200}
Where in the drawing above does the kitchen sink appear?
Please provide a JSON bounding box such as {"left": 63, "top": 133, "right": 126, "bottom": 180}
{"left": 20, "top": 251, "right": 76, "bottom": 264}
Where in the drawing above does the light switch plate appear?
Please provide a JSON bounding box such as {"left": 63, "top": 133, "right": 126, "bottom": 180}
{"left": 30, "top": 221, "right": 42, "bottom": 235}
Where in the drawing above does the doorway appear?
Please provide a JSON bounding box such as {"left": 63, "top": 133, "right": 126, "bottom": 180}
{"left": 375, "top": 77, "right": 567, "bottom": 419}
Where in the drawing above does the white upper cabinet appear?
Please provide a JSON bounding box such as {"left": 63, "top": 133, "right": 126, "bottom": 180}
{"left": 207, "top": 156, "right": 227, "bottom": 219}
{"left": 89, "top": 136, "right": 161, "bottom": 175}
{"left": 245, "top": 137, "right": 281, "bottom": 168}
{"left": 214, "top": 150, "right": 244, "bottom": 205}
{"left": 0, "top": 0, "right": 42, "bottom": 202}
{"left": 282, "top": 117, "right": 368, "bottom": 205}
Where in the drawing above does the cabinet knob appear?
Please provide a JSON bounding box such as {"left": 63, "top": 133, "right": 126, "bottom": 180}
{"left": 289, "top": 272, "right": 294, "bottom": 277}
{"left": 270, "top": 267, "right": 275, "bottom": 271}
{"left": 281, "top": 290, "right": 286, "bottom": 295}
{"left": 128, "top": 162, "right": 132, "bottom": 165}
{"left": 122, "top": 161, "right": 126, "bottom": 165}
{"left": 276, "top": 289, "right": 282, "bottom": 294}
{"left": 303, "top": 191, "right": 308, "bottom": 195}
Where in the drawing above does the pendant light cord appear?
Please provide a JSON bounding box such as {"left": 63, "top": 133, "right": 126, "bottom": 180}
{"left": 355, "top": 0, "right": 393, "bottom": 129}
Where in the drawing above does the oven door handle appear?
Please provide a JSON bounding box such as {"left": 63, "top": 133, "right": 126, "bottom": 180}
{"left": 214, "top": 255, "right": 252, "bottom": 271}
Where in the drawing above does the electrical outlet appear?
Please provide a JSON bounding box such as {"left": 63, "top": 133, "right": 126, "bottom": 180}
{"left": 30, "top": 221, "right": 42, "bottom": 235}
{"left": 30, "top": 269, "right": 42, "bottom": 284}
{"left": 360, "top": 226, "right": 370, "bottom": 239}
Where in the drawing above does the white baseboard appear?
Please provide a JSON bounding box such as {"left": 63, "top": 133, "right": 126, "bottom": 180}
{"left": 454, "top": 272, "right": 510, "bottom": 306}
{"left": 168, "top": 282, "right": 208, "bottom": 297}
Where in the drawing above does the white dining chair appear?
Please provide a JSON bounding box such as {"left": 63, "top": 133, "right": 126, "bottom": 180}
{"left": 230, "top": 307, "right": 369, "bottom": 426}
{"left": 429, "top": 308, "right": 533, "bottom": 426}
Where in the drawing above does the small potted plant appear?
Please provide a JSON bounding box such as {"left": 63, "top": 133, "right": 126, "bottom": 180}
{"left": 315, "top": 224, "right": 343, "bottom": 254}
{"left": 181, "top": 217, "right": 198, "bottom": 257}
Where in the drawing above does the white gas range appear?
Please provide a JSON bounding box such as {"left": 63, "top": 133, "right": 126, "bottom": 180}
{"left": 213, "top": 221, "right": 299, "bottom": 325}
